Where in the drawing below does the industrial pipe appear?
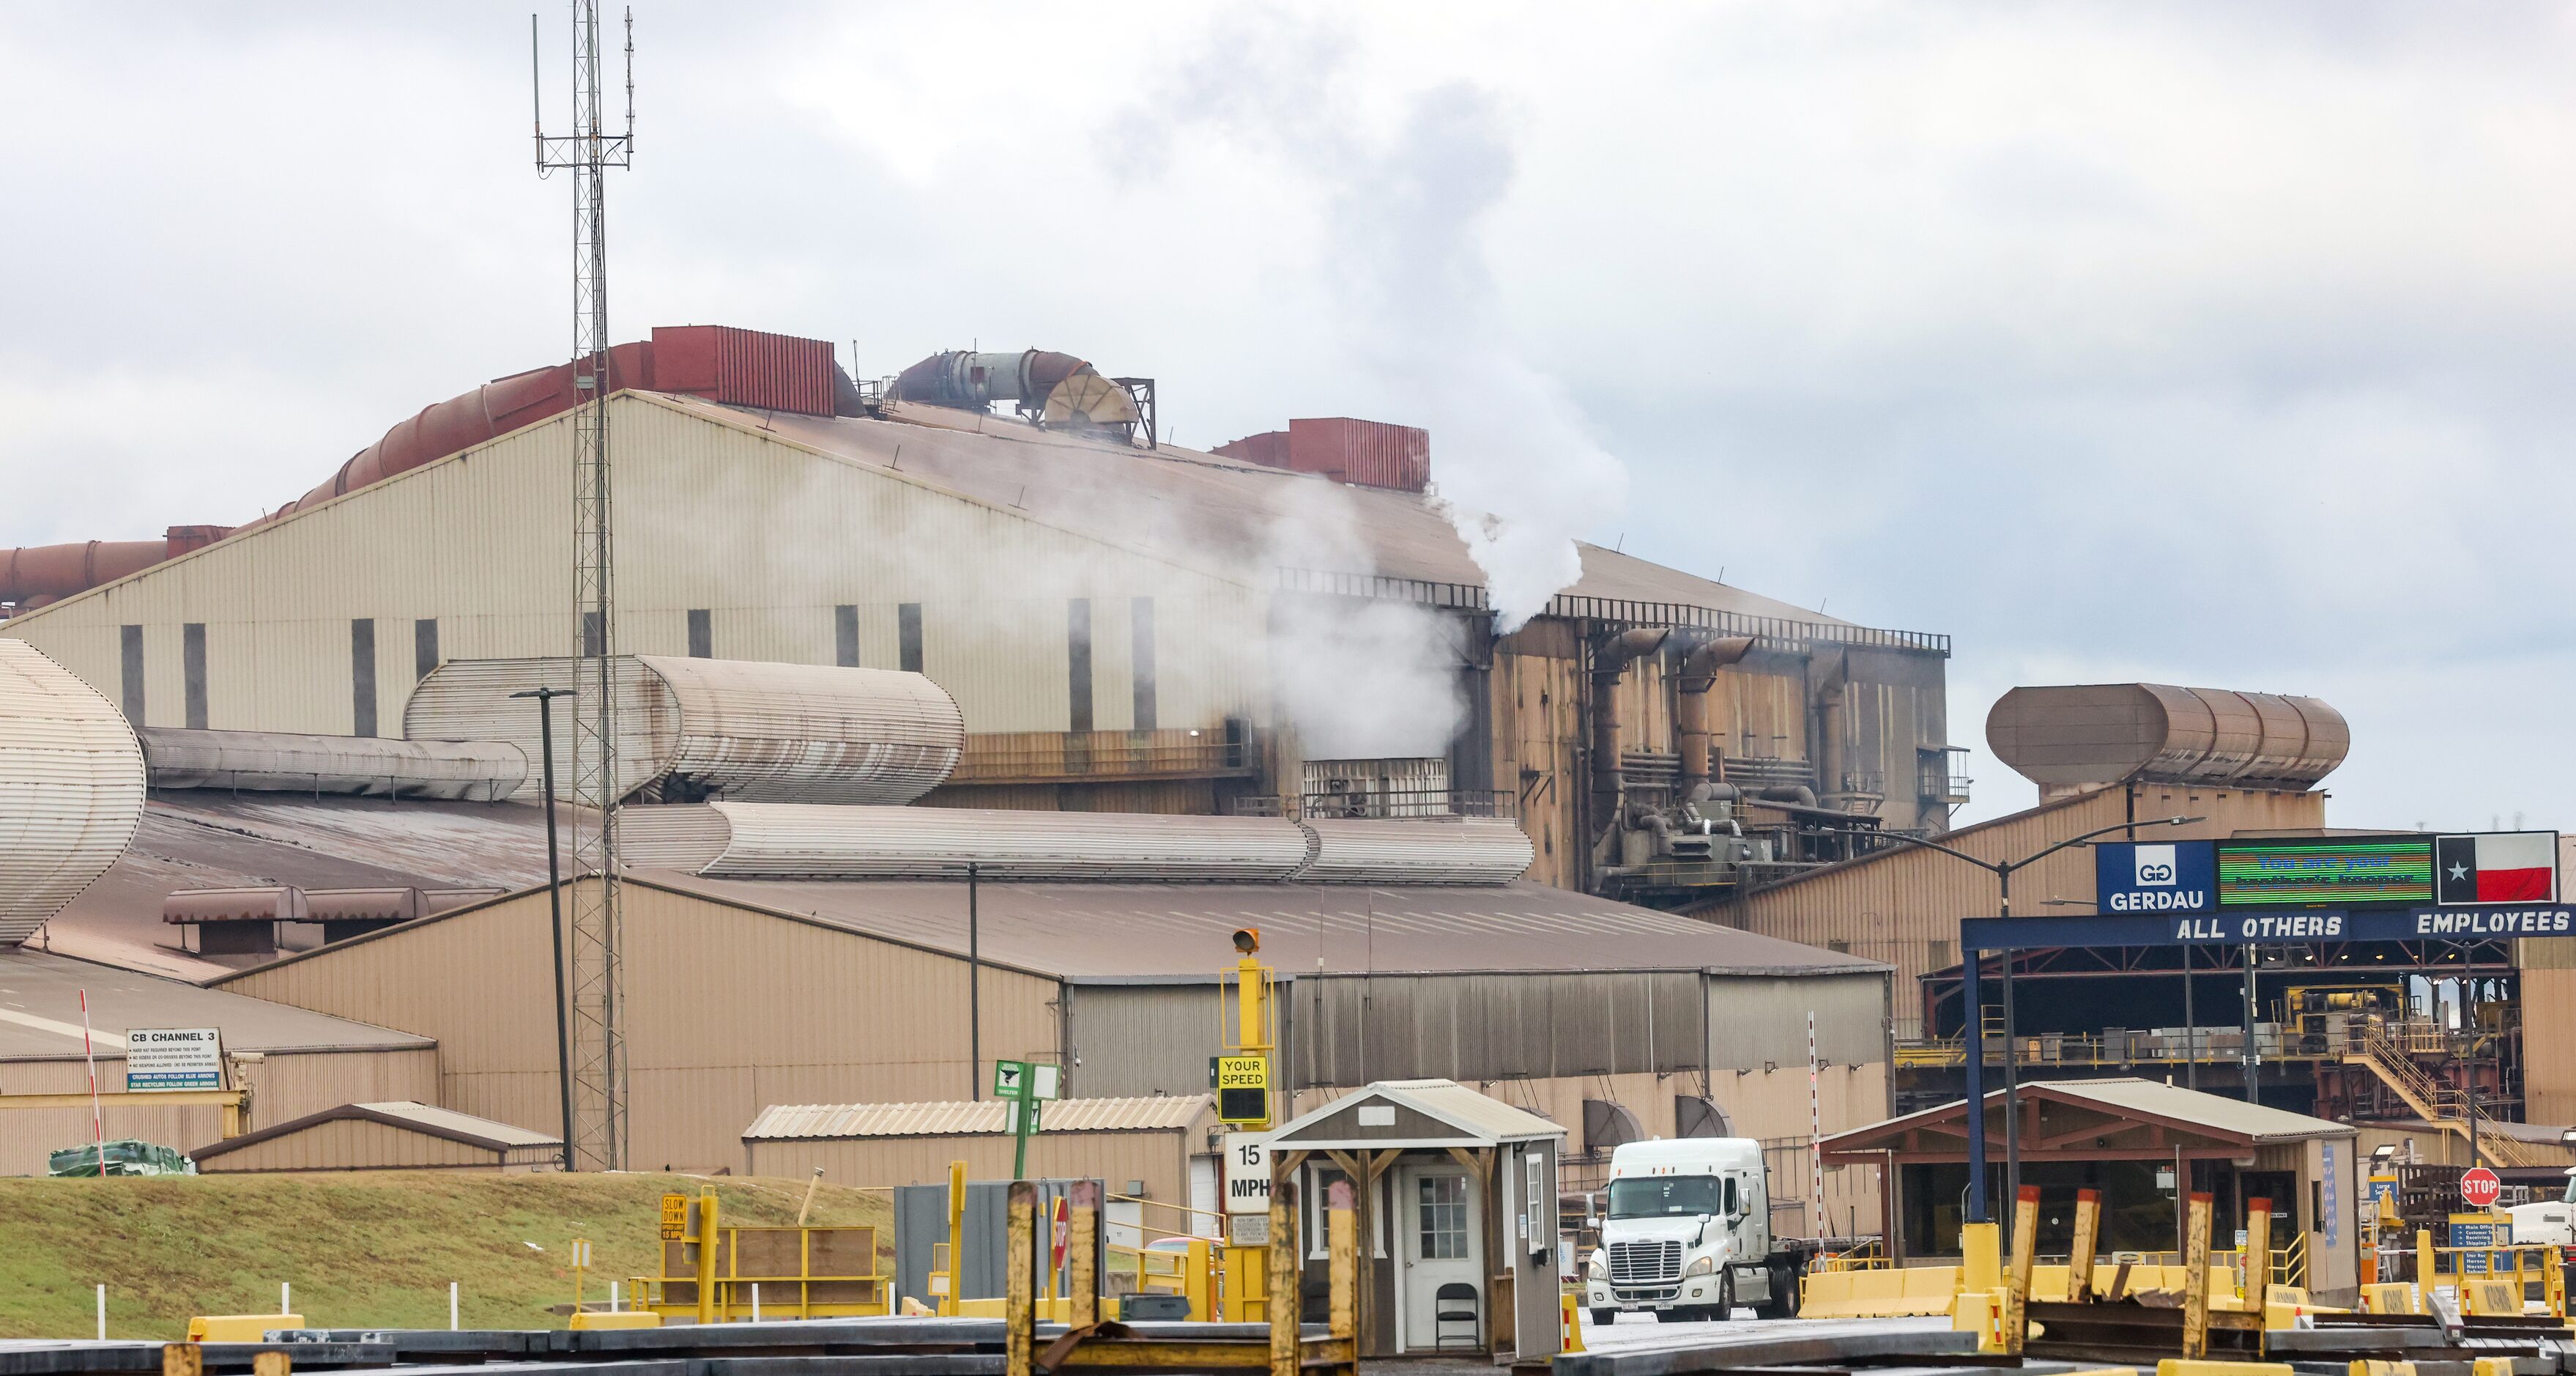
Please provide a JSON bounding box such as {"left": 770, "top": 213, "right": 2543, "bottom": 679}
{"left": 1816, "top": 651, "right": 1849, "bottom": 802}
{"left": 1587, "top": 627, "right": 1671, "bottom": 825}
{"left": 0, "top": 540, "right": 168, "bottom": 607}
{"left": 1674, "top": 635, "right": 1756, "bottom": 799}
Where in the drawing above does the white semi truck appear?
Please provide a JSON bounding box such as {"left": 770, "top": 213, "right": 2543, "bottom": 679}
{"left": 1581, "top": 1138, "right": 1820, "bottom": 1323}
{"left": 2506, "top": 1169, "right": 2576, "bottom": 1247}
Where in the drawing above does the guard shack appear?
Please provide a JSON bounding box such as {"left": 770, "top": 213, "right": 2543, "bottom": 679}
{"left": 1822, "top": 1077, "right": 2360, "bottom": 1304}
{"left": 1266, "top": 1079, "right": 1564, "bottom": 1360}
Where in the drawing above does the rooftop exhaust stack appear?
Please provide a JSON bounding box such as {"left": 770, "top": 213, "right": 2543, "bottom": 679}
{"left": 1985, "top": 683, "right": 2348, "bottom": 801}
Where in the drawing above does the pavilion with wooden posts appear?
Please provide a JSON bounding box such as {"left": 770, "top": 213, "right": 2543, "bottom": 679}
{"left": 1819, "top": 1077, "right": 2359, "bottom": 1304}
{"left": 1265, "top": 1079, "right": 1567, "bottom": 1360}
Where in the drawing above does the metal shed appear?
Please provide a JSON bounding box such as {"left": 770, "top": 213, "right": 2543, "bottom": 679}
{"left": 191, "top": 1101, "right": 560, "bottom": 1173}
{"left": 743, "top": 1096, "right": 1219, "bottom": 1249}
{"left": 1266, "top": 1079, "right": 1565, "bottom": 1361}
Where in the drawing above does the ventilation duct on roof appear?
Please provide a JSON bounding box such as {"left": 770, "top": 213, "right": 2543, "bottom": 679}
{"left": 140, "top": 728, "right": 528, "bottom": 801}
{"left": 883, "top": 349, "right": 1149, "bottom": 443}
{"left": 619, "top": 801, "right": 1535, "bottom": 885}
{"left": 406, "top": 656, "right": 965, "bottom": 807}
{"left": 1985, "top": 683, "right": 2348, "bottom": 799}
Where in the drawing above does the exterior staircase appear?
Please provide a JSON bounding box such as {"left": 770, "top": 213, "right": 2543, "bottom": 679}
{"left": 2347, "top": 1022, "right": 2539, "bottom": 1168}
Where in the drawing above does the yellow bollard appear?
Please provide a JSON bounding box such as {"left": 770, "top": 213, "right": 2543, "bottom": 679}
{"left": 2244, "top": 1199, "right": 2272, "bottom": 1321}
{"left": 2068, "top": 1189, "right": 2102, "bottom": 1304}
{"left": 2007, "top": 1186, "right": 2041, "bottom": 1357}
{"left": 2182, "top": 1192, "right": 2214, "bottom": 1362}
{"left": 1562, "top": 1291, "right": 1586, "bottom": 1354}
{"left": 1962, "top": 1223, "right": 2003, "bottom": 1292}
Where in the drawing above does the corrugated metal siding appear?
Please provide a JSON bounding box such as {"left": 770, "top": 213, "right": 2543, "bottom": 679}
{"left": 1489, "top": 641, "right": 1582, "bottom": 891}
{"left": 746, "top": 1129, "right": 1197, "bottom": 1203}
{"left": 2525, "top": 968, "right": 2576, "bottom": 1125}
{"left": 196, "top": 1117, "right": 513, "bottom": 1173}
{"left": 746, "top": 1095, "right": 1211, "bottom": 1139}
{"left": 1299, "top": 972, "right": 1702, "bottom": 1085}
{"left": 232, "top": 878, "right": 1066, "bottom": 1172}
{"left": 0, "top": 639, "right": 145, "bottom": 943}
{"left": 1706, "top": 972, "right": 1888, "bottom": 1070}
{"left": 1065, "top": 985, "right": 1227, "bottom": 1101}
{"left": 1299, "top": 818, "right": 1532, "bottom": 884}
{"left": 5, "top": 396, "right": 1271, "bottom": 750}
{"left": 1721, "top": 785, "right": 2328, "bottom": 1037}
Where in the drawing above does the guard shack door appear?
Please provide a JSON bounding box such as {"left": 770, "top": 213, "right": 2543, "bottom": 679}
{"left": 1396, "top": 1161, "right": 1482, "bottom": 1352}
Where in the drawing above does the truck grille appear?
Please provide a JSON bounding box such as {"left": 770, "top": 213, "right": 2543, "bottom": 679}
{"left": 1606, "top": 1240, "right": 1682, "bottom": 1284}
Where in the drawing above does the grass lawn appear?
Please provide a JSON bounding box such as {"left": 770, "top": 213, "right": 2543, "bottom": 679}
{"left": 0, "top": 1170, "right": 892, "bottom": 1340}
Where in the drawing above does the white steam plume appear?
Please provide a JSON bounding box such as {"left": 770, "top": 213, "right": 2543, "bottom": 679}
{"left": 1109, "top": 15, "right": 1627, "bottom": 632}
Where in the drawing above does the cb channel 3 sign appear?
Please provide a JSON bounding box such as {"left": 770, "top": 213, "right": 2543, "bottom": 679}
{"left": 2094, "top": 840, "right": 2216, "bottom": 913}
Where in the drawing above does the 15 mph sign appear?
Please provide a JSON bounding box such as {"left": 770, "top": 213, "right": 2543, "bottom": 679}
{"left": 1224, "top": 1133, "right": 1271, "bottom": 1215}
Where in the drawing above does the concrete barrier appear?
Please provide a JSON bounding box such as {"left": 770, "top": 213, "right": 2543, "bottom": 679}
{"left": 1801, "top": 1265, "right": 1961, "bottom": 1320}
{"left": 2359, "top": 1284, "right": 2421, "bottom": 1315}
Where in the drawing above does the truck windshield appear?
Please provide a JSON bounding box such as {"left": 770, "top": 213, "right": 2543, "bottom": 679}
{"left": 1608, "top": 1175, "right": 1728, "bottom": 1219}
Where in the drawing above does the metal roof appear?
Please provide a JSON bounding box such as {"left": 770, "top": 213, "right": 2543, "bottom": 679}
{"left": 37, "top": 794, "right": 555, "bottom": 978}
{"left": 657, "top": 871, "right": 1886, "bottom": 982}
{"left": 745, "top": 1095, "right": 1212, "bottom": 1141}
{"left": 653, "top": 395, "right": 1931, "bottom": 643}
{"left": 0, "top": 947, "right": 431, "bottom": 1060}
{"left": 2028, "top": 1078, "right": 2354, "bottom": 1143}
{"left": 1272, "top": 1079, "right": 1564, "bottom": 1146}
{"left": 190, "top": 1100, "right": 559, "bottom": 1160}
{"left": 1822, "top": 1076, "right": 2353, "bottom": 1156}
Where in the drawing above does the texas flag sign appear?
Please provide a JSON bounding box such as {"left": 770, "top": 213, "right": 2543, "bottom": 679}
{"left": 2435, "top": 832, "right": 2558, "bottom": 905}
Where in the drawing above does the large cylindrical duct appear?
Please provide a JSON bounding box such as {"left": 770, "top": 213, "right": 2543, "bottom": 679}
{"left": 138, "top": 728, "right": 529, "bottom": 801}
{"left": 1674, "top": 635, "right": 1756, "bottom": 797}
{"left": 1815, "top": 651, "right": 1850, "bottom": 801}
{"left": 1985, "top": 683, "right": 2349, "bottom": 794}
{"left": 0, "top": 639, "right": 144, "bottom": 946}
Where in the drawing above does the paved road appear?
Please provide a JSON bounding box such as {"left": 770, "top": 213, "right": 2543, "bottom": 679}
{"left": 1578, "top": 1311, "right": 1950, "bottom": 1352}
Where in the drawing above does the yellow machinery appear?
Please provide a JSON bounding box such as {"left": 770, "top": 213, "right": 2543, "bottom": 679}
{"left": 1219, "top": 928, "right": 1276, "bottom": 1321}
{"left": 636, "top": 1187, "right": 892, "bottom": 1323}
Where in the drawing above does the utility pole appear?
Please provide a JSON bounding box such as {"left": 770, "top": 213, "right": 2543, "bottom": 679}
{"left": 534, "top": 0, "right": 635, "bottom": 1171}
{"left": 511, "top": 686, "right": 576, "bottom": 1168}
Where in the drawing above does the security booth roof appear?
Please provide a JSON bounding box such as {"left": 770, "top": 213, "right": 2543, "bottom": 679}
{"left": 1268, "top": 1079, "right": 1566, "bottom": 1152}
{"left": 1821, "top": 1077, "right": 2354, "bottom": 1165}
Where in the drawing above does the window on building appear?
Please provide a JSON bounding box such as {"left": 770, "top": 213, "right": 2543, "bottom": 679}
{"left": 182, "top": 623, "right": 208, "bottom": 729}
{"left": 834, "top": 604, "right": 859, "bottom": 667}
{"left": 1130, "top": 596, "right": 1157, "bottom": 730}
{"left": 1418, "top": 1175, "right": 1469, "bottom": 1260}
{"left": 898, "top": 603, "right": 923, "bottom": 673}
{"left": 414, "top": 618, "right": 439, "bottom": 681}
{"left": 119, "top": 624, "right": 144, "bottom": 722}
{"left": 1066, "top": 599, "right": 1094, "bottom": 733}
{"left": 350, "top": 618, "right": 378, "bottom": 736}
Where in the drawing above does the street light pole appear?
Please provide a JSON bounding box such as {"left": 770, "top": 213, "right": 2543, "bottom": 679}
{"left": 1876, "top": 815, "right": 2203, "bottom": 1228}
{"left": 512, "top": 686, "right": 576, "bottom": 1170}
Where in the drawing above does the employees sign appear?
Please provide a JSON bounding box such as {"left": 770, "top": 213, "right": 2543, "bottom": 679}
{"left": 125, "top": 1027, "right": 221, "bottom": 1090}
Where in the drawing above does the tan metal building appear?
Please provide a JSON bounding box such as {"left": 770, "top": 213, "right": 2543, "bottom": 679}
{"left": 191, "top": 1101, "right": 560, "bottom": 1173}
{"left": 0, "top": 363, "right": 1954, "bottom": 900}
{"left": 0, "top": 947, "right": 437, "bottom": 1175}
{"left": 1696, "top": 780, "right": 2331, "bottom": 1038}
{"left": 742, "top": 1097, "right": 1217, "bottom": 1207}
{"left": 183, "top": 791, "right": 1898, "bottom": 1222}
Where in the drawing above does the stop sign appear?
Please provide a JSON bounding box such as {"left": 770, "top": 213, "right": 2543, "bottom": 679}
{"left": 2461, "top": 1166, "right": 2503, "bottom": 1210}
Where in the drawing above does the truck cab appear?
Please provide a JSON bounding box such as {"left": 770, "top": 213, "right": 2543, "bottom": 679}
{"left": 2506, "top": 1169, "right": 2576, "bottom": 1247}
{"left": 1582, "top": 1138, "right": 1803, "bottom": 1323}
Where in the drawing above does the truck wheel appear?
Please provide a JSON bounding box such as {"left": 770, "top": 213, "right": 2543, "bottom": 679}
{"left": 1715, "top": 1273, "right": 1736, "bottom": 1320}
{"left": 1589, "top": 1309, "right": 1616, "bottom": 1328}
{"left": 1760, "top": 1263, "right": 1799, "bottom": 1319}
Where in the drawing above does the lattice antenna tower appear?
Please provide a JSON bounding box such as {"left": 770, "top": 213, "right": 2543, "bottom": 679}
{"left": 532, "top": 0, "right": 634, "bottom": 1171}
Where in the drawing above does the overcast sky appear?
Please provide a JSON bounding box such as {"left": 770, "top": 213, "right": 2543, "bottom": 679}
{"left": 4, "top": 4, "right": 2570, "bottom": 832}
